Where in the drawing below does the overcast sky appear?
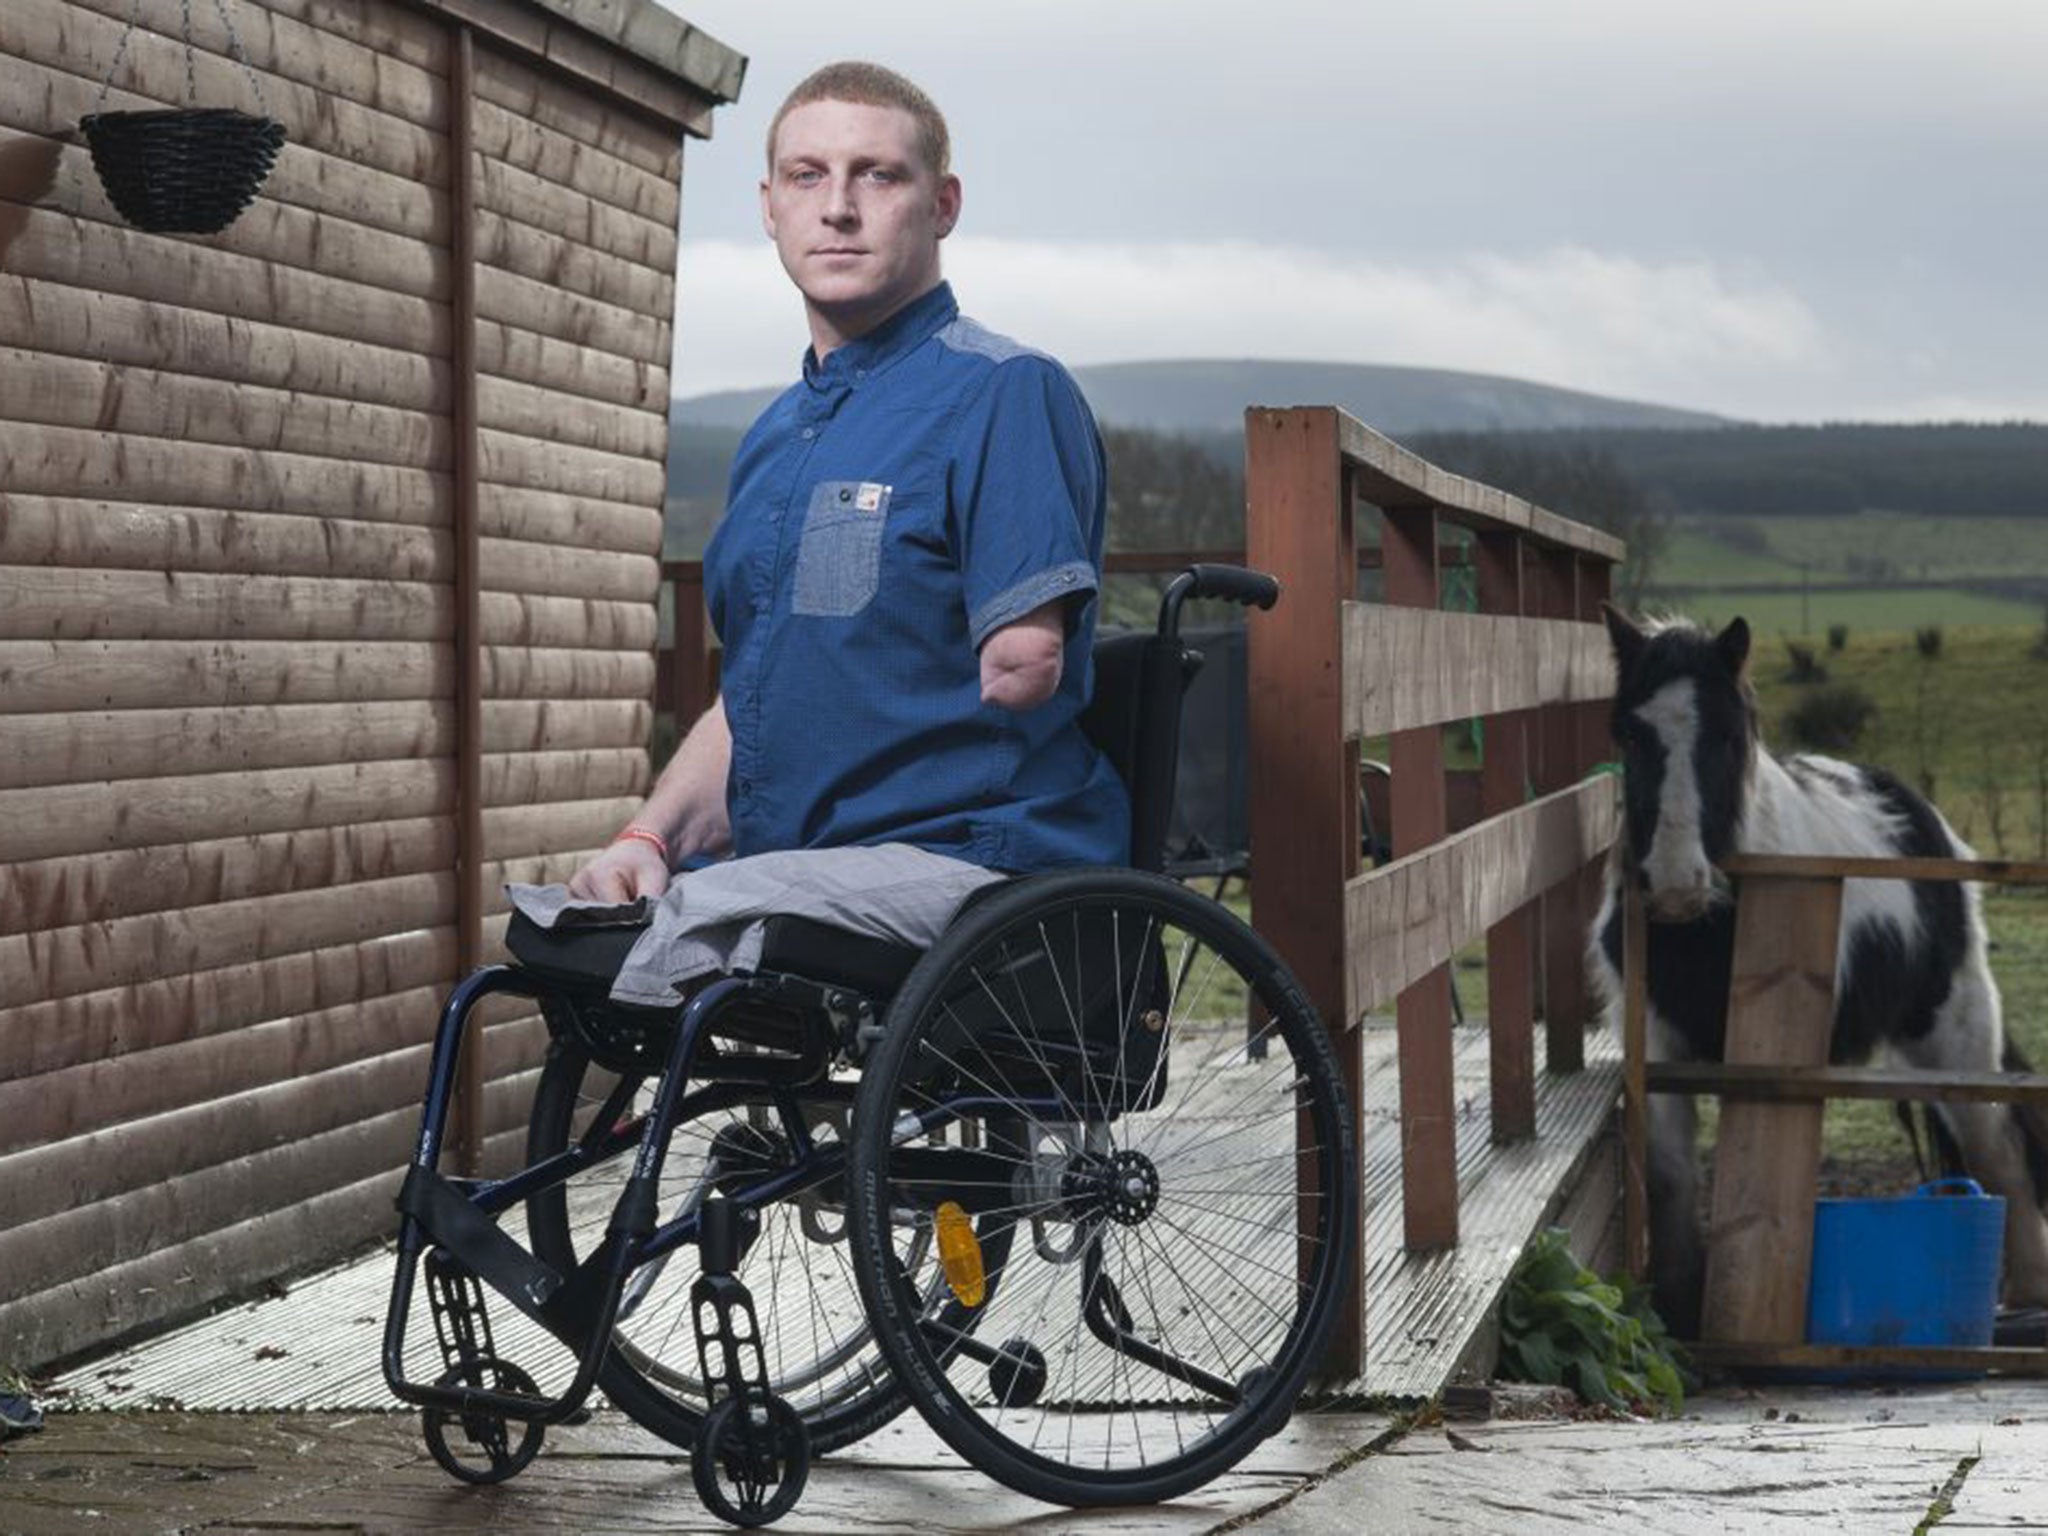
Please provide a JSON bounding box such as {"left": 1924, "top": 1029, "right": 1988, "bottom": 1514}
{"left": 657, "top": 1, "right": 2046, "bottom": 424}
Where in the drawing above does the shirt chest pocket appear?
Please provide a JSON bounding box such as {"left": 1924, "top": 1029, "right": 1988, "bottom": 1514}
{"left": 792, "top": 480, "right": 892, "bottom": 617}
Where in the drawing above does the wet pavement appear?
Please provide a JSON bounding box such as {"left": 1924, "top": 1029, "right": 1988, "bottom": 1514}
{"left": 1, "top": 1380, "right": 2042, "bottom": 1534}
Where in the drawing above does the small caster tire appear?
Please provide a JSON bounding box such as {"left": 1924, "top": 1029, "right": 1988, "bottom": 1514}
{"left": 692, "top": 1391, "right": 809, "bottom": 1527}
{"left": 422, "top": 1358, "right": 545, "bottom": 1485}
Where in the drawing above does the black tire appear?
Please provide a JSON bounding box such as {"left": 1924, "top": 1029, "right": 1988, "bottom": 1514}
{"left": 421, "top": 1359, "right": 545, "bottom": 1485}
{"left": 524, "top": 1037, "right": 911, "bottom": 1455}
{"left": 848, "top": 869, "right": 1358, "bottom": 1507}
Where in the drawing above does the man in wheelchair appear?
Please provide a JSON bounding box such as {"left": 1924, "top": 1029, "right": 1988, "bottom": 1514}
{"left": 383, "top": 61, "right": 1357, "bottom": 1528}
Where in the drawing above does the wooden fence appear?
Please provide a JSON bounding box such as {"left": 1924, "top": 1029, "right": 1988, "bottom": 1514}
{"left": 0, "top": 0, "right": 740, "bottom": 1367}
{"left": 1242, "top": 407, "right": 1623, "bottom": 1372}
{"left": 1623, "top": 853, "right": 2048, "bottom": 1375}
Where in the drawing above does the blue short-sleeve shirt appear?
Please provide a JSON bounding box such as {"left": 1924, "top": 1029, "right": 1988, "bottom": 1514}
{"left": 703, "top": 283, "right": 1130, "bottom": 871}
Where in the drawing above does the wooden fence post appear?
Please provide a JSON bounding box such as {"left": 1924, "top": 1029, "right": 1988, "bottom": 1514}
{"left": 1535, "top": 548, "right": 1587, "bottom": 1073}
{"left": 1476, "top": 531, "right": 1536, "bottom": 1144}
{"left": 1244, "top": 407, "right": 1365, "bottom": 1372}
{"left": 1382, "top": 505, "right": 1458, "bottom": 1251}
{"left": 1700, "top": 875, "right": 1843, "bottom": 1343}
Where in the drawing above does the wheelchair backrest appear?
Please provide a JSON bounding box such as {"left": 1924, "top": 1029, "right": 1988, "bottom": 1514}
{"left": 1080, "top": 630, "right": 1196, "bottom": 875}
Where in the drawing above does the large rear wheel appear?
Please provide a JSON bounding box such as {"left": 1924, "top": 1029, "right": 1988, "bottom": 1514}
{"left": 848, "top": 870, "right": 1357, "bottom": 1507}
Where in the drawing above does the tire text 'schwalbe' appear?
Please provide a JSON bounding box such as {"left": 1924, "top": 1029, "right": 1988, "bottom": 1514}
{"left": 847, "top": 869, "right": 1359, "bottom": 1508}
{"left": 524, "top": 1038, "right": 912, "bottom": 1455}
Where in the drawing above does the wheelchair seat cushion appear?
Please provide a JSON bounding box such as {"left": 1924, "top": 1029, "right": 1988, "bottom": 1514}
{"left": 505, "top": 909, "right": 645, "bottom": 992}
{"left": 503, "top": 850, "right": 1012, "bottom": 1006}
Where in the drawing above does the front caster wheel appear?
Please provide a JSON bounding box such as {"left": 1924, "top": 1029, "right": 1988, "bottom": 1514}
{"left": 692, "top": 1392, "right": 810, "bottom": 1527}
{"left": 421, "top": 1359, "right": 545, "bottom": 1485}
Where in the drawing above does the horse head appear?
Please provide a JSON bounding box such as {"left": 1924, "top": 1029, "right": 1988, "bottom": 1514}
{"left": 1603, "top": 607, "right": 1757, "bottom": 922}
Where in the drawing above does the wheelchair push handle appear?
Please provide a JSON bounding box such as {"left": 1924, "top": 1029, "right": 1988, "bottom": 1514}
{"left": 1184, "top": 564, "right": 1281, "bottom": 610}
{"left": 1157, "top": 563, "right": 1281, "bottom": 642}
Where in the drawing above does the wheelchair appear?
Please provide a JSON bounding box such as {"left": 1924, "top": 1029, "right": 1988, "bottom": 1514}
{"left": 382, "top": 565, "right": 1360, "bottom": 1526}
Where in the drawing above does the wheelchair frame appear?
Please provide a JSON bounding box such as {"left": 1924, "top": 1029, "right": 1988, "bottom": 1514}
{"left": 382, "top": 565, "right": 1359, "bottom": 1525}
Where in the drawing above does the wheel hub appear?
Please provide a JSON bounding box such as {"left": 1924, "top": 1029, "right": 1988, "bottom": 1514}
{"left": 1063, "top": 1148, "right": 1160, "bottom": 1226}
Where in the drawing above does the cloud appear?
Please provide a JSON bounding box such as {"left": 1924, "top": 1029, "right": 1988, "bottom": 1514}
{"left": 672, "top": 238, "right": 1831, "bottom": 416}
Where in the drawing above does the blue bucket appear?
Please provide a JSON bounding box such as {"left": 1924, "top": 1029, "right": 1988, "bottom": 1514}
{"left": 1806, "top": 1177, "right": 2004, "bottom": 1355}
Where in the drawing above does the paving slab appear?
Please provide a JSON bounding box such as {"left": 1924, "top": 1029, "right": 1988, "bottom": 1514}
{"left": 0, "top": 1406, "right": 1392, "bottom": 1536}
{"left": 1239, "top": 1381, "right": 2048, "bottom": 1535}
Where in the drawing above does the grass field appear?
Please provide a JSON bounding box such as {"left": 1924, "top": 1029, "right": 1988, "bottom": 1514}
{"left": 1668, "top": 586, "right": 2044, "bottom": 637}
{"left": 1660, "top": 513, "right": 2048, "bottom": 587}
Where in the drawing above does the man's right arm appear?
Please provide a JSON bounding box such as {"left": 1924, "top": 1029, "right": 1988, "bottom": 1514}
{"left": 567, "top": 698, "right": 734, "bottom": 901}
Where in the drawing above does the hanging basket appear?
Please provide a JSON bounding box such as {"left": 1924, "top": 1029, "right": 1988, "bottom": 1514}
{"left": 80, "top": 108, "right": 286, "bottom": 235}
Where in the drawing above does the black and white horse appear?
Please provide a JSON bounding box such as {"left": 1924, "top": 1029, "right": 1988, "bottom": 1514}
{"left": 1590, "top": 608, "right": 2048, "bottom": 1335}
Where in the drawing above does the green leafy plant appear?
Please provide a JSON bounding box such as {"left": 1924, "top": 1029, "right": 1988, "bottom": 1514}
{"left": 1498, "top": 1228, "right": 1688, "bottom": 1415}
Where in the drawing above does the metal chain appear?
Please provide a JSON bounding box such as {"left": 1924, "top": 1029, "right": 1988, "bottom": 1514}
{"left": 211, "top": 0, "right": 270, "bottom": 116}
{"left": 181, "top": 0, "right": 197, "bottom": 106}
{"left": 88, "top": 0, "right": 150, "bottom": 116}
{"left": 88, "top": 0, "right": 271, "bottom": 118}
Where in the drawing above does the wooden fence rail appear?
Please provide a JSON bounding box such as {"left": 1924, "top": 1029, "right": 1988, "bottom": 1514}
{"left": 1244, "top": 406, "right": 1622, "bottom": 1374}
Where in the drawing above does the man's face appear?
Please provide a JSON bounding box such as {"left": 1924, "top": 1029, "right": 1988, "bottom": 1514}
{"left": 761, "top": 98, "right": 961, "bottom": 349}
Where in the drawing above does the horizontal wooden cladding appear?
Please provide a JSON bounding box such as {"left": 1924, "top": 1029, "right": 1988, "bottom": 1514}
{"left": 0, "top": 498, "right": 449, "bottom": 580}
{"left": 1, "top": 493, "right": 659, "bottom": 578}
{"left": 451, "top": 0, "right": 720, "bottom": 138}
{"left": 479, "top": 428, "right": 667, "bottom": 503}
{"left": 477, "top": 319, "right": 668, "bottom": 412}
{"left": 0, "top": 981, "right": 442, "bottom": 1163}
{"left": 0, "top": 279, "right": 450, "bottom": 415}
{"left": 0, "top": 345, "right": 450, "bottom": 472}
{"left": 2, "top": 421, "right": 448, "bottom": 526}
{"left": 6, "top": 210, "right": 450, "bottom": 359}
{"left": 473, "top": 207, "right": 673, "bottom": 320}
{"left": 474, "top": 43, "right": 683, "bottom": 179}
{"left": 0, "top": 568, "right": 659, "bottom": 646}
{"left": 0, "top": 866, "right": 457, "bottom": 1009}
{"left": 6, "top": 272, "right": 679, "bottom": 444}
{"left": 0, "top": 925, "right": 457, "bottom": 1082}
{"left": 1, "top": 124, "right": 448, "bottom": 308}
{"left": 471, "top": 96, "right": 678, "bottom": 228}
{"left": 479, "top": 374, "right": 665, "bottom": 460}
{"left": 29, "top": 0, "right": 447, "bottom": 185}
{"left": 0, "top": 1011, "right": 549, "bottom": 1225}
{"left": 1, "top": 734, "right": 633, "bottom": 927}
{"left": 1341, "top": 605, "right": 1616, "bottom": 738}
{"left": 0, "top": 754, "right": 645, "bottom": 866}
{"left": 0, "top": 638, "right": 447, "bottom": 713}
{"left": 475, "top": 261, "right": 671, "bottom": 365}
{"left": 1290, "top": 408, "right": 1624, "bottom": 563}
{"left": 1343, "top": 775, "right": 1620, "bottom": 1017}
{"left": 1, "top": 569, "right": 445, "bottom": 644}
{"left": 5, "top": 813, "right": 454, "bottom": 931}
{"left": 0, "top": 693, "right": 648, "bottom": 790}
{"left": 62, "top": 0, "right": 447, "bottom": 131}
{"left": 0, "top": 638, "right": 652, "bottom": 713}
{"left": 0, "top": 1059, "right": 539, "bottom": 1311}
{"left": 482, "top": 486, "right": 664, "bottom": 552}
{"left": 0, "top": 1163, "right": 391, "bottom": 1367}
{"left": 0, "top": 830, "right": 596, "bottom": 1010}
{"left": 475, "top": 152, "right": 677, "bottom": 274}
{"left": 249, "top": 0, "right": 450, "bottom": 75}
{"left": 0, "top": 56, "right": 444, "bottom": 247}
{"left": 479, "top": 538, "right": 661, "bottom": 601}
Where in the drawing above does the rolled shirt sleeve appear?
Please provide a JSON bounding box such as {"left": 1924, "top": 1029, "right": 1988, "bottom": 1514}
{"left": 948, "top": 355, "right": 1106, "bottom": 649}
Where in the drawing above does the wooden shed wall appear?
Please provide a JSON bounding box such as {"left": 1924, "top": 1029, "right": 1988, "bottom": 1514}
{"left": 0, "top": 0, "right": 709, "bottom": 1367}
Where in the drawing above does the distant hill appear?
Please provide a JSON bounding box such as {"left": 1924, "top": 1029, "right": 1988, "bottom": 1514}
{"left": 673, "top": 358, "right": 1731, "bottom": 437}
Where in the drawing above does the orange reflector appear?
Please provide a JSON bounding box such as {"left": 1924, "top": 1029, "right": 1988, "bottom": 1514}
{"left": 934, "top": 1200, "right": 986, "bottom": 1308}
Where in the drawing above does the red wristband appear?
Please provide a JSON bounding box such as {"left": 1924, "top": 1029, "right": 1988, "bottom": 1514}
{"left": 613, "top": 825, "right": 670, "bottom": 863}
